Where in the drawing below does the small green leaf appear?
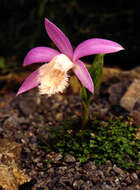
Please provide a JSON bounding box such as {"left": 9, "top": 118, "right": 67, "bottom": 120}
{"left": 0, "top": 57, "right": 5, "bottom": 69}
{"left": 80, "top": 85, "right": 88, "bottom": 104}
{"left": 80, "top": 54, "right": 104, "bottom": 105}
{"left": 89, "top": 54, "right": 104, "bottom": 94}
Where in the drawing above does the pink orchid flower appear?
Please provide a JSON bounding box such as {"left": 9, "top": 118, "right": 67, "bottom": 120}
{"left": 17, "top": 18, "right": 124, "bottom": 96}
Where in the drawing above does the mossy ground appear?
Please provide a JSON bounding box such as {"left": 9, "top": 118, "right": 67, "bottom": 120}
{"left": 40, "top": 116, "right": 140, "bottom": 171}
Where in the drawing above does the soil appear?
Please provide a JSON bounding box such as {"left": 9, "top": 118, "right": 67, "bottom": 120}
{"left": 0, "top": 69, "right": 140, "bottom": 190}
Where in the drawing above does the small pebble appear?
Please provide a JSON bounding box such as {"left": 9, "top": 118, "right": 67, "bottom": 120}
{"left": 64, "top": 155, "right": 76, "bottom": 163}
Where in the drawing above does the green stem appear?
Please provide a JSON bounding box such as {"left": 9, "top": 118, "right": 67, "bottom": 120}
{"left": 82, "top": 101, "right": 90, "bottom": 128}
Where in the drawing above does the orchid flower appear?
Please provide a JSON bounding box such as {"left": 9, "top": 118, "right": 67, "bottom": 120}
{"left": 17, "top": 18, "right": 124, "bottom": 96}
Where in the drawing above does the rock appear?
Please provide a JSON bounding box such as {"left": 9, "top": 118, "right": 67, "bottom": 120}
{"left": 56, "top": 113, "right": 63, "bottom": 121}
{"left": 119, "top": 67, "right": 140, "bottom": 81}
{"left": 108, "top": 81, "right": 130, "bottom": 105}
{"left": 83, "top": 161, "right": 97, "bottom": 170}
{"left": 57, "top": 166, "right": 68, "bottom": 175}
{"left": 16, "top": 91, "right": 40, "bottom": 115}
{"left": 3, "top": 115, "right": 26, "bottom": 129}
{"left": 19, "top": 99, "right": 37, "bottom": 115}
{"left": 97, "top": 170, "right": 105, "bottom": 179}
{"left": 52, "top": 153, "right": 63, "bottom": 163}
{"left": 131, "top": 173, "right": 138, "bottom": 180}
{"left": 0, "top": 138, "right": 30, "bottom": 190}
{"left": 134, "top": 101, "right": 140, "bottom": 111}
{"left": 64, "top": 155, "right": 76, "bottom": 163}
{"left": 131, "top": 111, "right": 140, "bottom": 126}
{"left": 113, "top": 165, "right": 124, "bottom": 175}
{"left": 51, "top": 102, "right": 60, "bottom": 109}
{"left": 81, "top": 180, "right": 94, "bottom": 190}
{"left": 55, "top": 94, "right": 64, "bottom": 102}
{"left": 73, "top": 179, "right": 84, "bottom": 189}
{"left": 0, "top": 164, "right": 30, "bottom": 190}
{"left": 125, "top": 176, "right": 132, "bottom": 184}
{"left": 120, "top": 79, "right": 140, "bottom": 111}
{"left": 102, "top": 67, "right": 140, "bottom": 113}
{"left": 0, "top": 138, "right": 22, "bottom": 164}
{"left": 102, "top": 67, "right": 121, "bottom": 82}
{"left": 104, "top": 66, "right": 140, "bottom": 82}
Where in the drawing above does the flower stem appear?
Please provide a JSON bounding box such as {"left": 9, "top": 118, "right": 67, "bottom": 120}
{"left": 81, "top": 101, "right": 90, "bottom": 128}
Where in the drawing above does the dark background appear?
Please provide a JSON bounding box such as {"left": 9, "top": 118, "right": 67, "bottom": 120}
{"left": 0, "top": 0, "right": 139, "bottom": 70}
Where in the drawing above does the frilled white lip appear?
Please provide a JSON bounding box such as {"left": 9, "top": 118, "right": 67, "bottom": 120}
{"left": 38, "top": 54, "right": 74, "bottom": 96}
{"left": 17, "top": 18, "right": 124, "bottom": 96}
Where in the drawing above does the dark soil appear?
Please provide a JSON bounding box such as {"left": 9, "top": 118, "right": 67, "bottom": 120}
{"left": 0, "top": 79, "right": 140, "bottom": 189}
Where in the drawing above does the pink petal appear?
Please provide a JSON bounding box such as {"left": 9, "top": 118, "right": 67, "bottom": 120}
{"left": 73, "top": 60, "right": 94, "bottom": 93}
{"left": 17, "top": 69, "right": 40, "bottom": 95}
{"left": 24, "top": 47, "right": 60, "bottom": 66}
{"left": 45, "top": 18, "right": 73, "bottom": 59}
{"left": 73, "top": 38, "right": 124, "bottom": 61}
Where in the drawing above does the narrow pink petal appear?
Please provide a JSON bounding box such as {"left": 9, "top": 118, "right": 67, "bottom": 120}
{"left": 17, "top": 69, "right": 40, "bottom": 95}
{"left": 73, "top": 38, "right": 124, "bottom": 61}
{"left": 24, "top": 47, "right": 60, "bottom": 66}
{"left": 73, "top": 60, "right": 94, "bottom": 93}
{"left": 45, "top": 18, "right": 73, "bottom": 59}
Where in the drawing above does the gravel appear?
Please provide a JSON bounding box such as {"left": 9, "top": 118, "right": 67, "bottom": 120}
{"left": 0, "top": 87, "right": 140, "bottom": 189}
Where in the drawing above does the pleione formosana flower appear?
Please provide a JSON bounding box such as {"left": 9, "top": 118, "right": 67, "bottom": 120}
{"left": 17, "top": 18, "right": 124, "bottom": 96}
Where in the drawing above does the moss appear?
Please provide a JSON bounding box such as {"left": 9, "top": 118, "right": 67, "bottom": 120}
{"left": 41, "top": 116, "right": 140, "bottom": 171}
